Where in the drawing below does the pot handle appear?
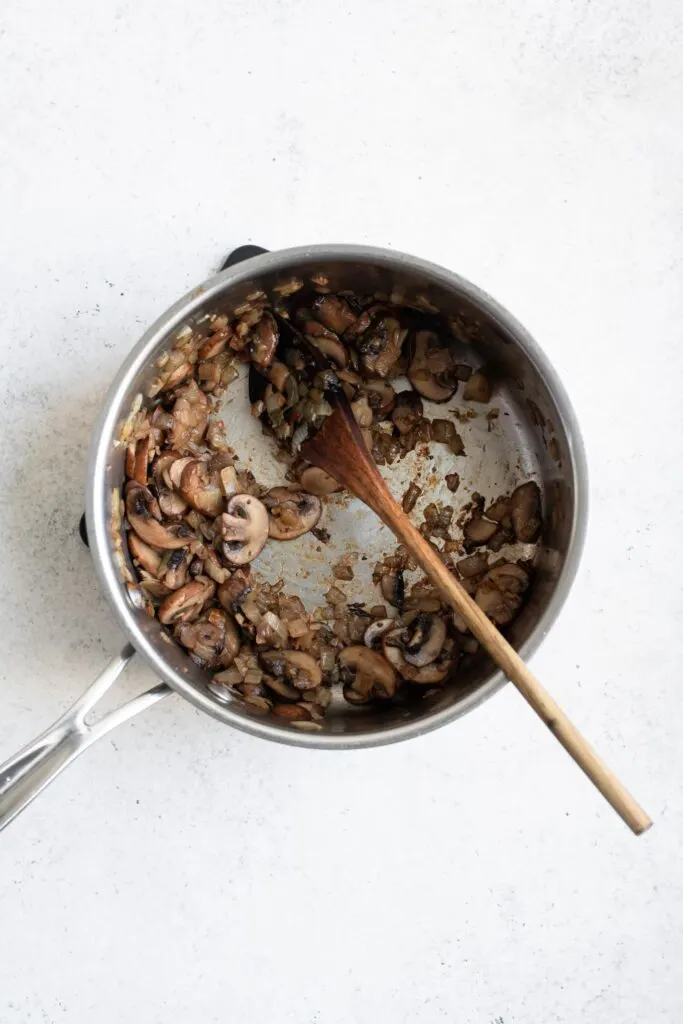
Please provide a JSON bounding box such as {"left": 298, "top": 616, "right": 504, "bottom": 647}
{"left": 0, "top": 645, "right": 170, "bottom": 832}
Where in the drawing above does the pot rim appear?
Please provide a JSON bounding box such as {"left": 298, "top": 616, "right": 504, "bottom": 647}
{"left": 86, "top": 244, "right": 588, "bottom": 749}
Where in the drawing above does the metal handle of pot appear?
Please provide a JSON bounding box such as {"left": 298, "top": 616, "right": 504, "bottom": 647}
{"left": 0, "top": 645, "right": 170, "bottom": 832}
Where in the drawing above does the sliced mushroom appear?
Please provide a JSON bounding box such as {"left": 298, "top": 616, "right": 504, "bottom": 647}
{"left": 159, "top": 546, "right": 191, "bottom": 590}
{"left": 298, "top": 465, "right": 343, "bottom": 496}
{"left": 125, "top": 483, "right": 192, "bottom": 550}
{"left": 383, "top": 632, "right": 455, "bottom": 684}
{"left": 363, "top": 618, "right": 395, "bottom": 649}
{"left": 510, "top": 482, "right": 542, "bottom": 543}
{"left": 357, "top": 316, "right": 405, "bottom": 377}
{"left": 484, "top": 496, "right": 512, "bottom": 524}
{"left": 217, "top": 494, "right": 269, "bottom": 565}
{"left": 126, "top": 436, "right": 151, "bottom": 486}
{"left": 158, "top": 488, "right": 189, "bottom": 517}
{"left": 262, "top": 674, "right": 301, "bottom": 701}
{"left": 259, "top": 649, "right": 322, "bottom": 690}
{"left": 464, "top": 517, "right": 498, "bottom": 545}
{"left": 272, "top": 703, "right": 313, "bottom": 722}
{"left": 463, "top": 372, "right": 492, "bottom": 403}
{"left": 157, "top": 577, "right": 215, "bottom": 625}
{"left": 179, "top": 454, "right": 233, "bottom": 518}
{"left": 430, "top": 418, "right": 465, "bottom": 455}
{"left": 401, "top": 613, "right": 447, "bottom": 667}
{"left": 408, "top": 331, "right": 457, "bottom": 402}
{"left": 249, "top": 312, "right": 278, "bottom": 368}
{"left": 339, "top": 646, "right": 397, "bottom": 701}
{"left": 364, "top": 380, "right": 396, "bottom": 418}
{"left": 263, "top": 487, "right": 322, "bottom": 541}
{"left": 128, "top": 533, "right": 162, "bottom": 576}
{"left": 380, "top": 570, "right": 405, "bottom": 611}
{"left": 201, "top": 546, "right": 230, "bottom": 584}
{"left": 350, "top": 395, "right": 373, "bottom": 428}
{"left": 176, "top": 607, "right": 239, "bottom": 667}
{"left": 217, "top": 570, "right": 252, "bottom": 613}
{"left": 456, "top": 551, "right": 489, "bottom": 578}
{"left": 391, "top": 391, "right": 424, "bottom": 435}
{"left": 310, "top": 294, "right": 357, "bottom": 335}
{"left": 302, "top": 318, "right": 349, "bottom": 367}
{"left": 474, "top": 563, "right": 530, "bottom": 627}
{"left": 169, "top": 381, "right": 209, "bottom": 451}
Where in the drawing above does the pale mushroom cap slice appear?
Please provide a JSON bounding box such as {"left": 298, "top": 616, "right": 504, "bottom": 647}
{"left": 218, "top": 493, "right": 270, "bottom": 566}
{"left": 263, "top": 487, "right": 322, "bottom": 541}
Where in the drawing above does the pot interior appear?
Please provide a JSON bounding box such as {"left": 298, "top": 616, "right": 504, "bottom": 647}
{"left": 90, "top": 247, "right": 585, "bottom": 748}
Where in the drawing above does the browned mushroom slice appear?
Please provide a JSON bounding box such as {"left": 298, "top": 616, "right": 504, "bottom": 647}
{"left": 464, "top": 517, "right": 498, "bottom": 545}
{"left": 474, "top": 581, "right": 521, "bottom": 627}
{"left": 128, "top": 533, "right": 162, "bottom": 576}
{"left": 152, "top": 450, "right": 183, "bottom": 489}
{"left": 157, "top": 488, "right": 189, "bottom": 518}
{"left": 217, "top": 570, "right": 252, "bottom": 613}
{"left": 310, "top": 294, "right": 358, "bottom": 335}
{"left": 262, "top": 487, "right": 322, "bottom": 541}
{"left": 298, "top": 464, "right": 343, "bottom": 496}
{"left": 391, "top": 390, "right": 424, "bottom": 435}
{"left": 380, "top": 570, "right": 405, "bottom": 611}
{"left": 262, "top": 674, "right": 301, "bottom": 701}
{"left": 382, "top": 632, "right": 455, "bottom": 684}
{"left": 430, "top": 419, "right": 465, "bottom": 455}
{"left": 339, "top": 646, "right": 397, "bottom": 701}
{"left": 485, "top": 562, "right": 530, "bottom": 594}
{"left": 199, "top": 546, "right": 229, "bottom": 584}
{"left": 510, "top": 482, "right": 542, "bottom": 543}
{"left": 169, "top": 381, "right": 210, "bottom": 451}
{"left": 259, "top": 650, "right": 323, "bottom": 690}
{"left": 159, "top": 546, "right": 191, "bottom": 590}
{"left": 125, "top": 483, "right": 192, "bottom": 550}
{"left": 484, "top": 496, "right": 512, "bottom": 524}
{"left": 126, "top": 436, "right": 151, "bottom": 486}
{"left": 463, "top": 372, "right": 492, "bottom": 403}
{"left": 350, "top": 395, "right": 373, "bottom": 428}
{"left": 456, "top": 551, "right": 489, "bottom": 578}
{"left": 247, "top": 311, "right": 277, "bottom": 369}
{"left": 408, "top": 331, "right": 457, "bottom": 402}
{"left": 402, "top": 481, "right": 422, "bottom": 513}
{"left": 401, "top": 613, "right": 447, "bottom": 667}
{"left": 217, "top": 493, "right": 269, "bottom": 565}
{"left": 357, "top": 316, "right": 406, "bottom": 377}
{"left": 272, "top": 703, "right": 314, "bottom": 722}
{"left": 176, "top": 607, "right": 240, "bottom": 668}
{"left": 364, "top": 380, "right": 396, "bottom": 418}
{"left": 301, "top": 318, "right": 349, "bottom": 367}
{"left": 179, "top": 454, "right": 233, "bottom": 518}
{"left": 167, "top": 455, "right": 195, "bottom": 490}
{"left": 474, "top": 563, "right": 530, "bottom": 627}
{"left": 157, "top": 577, "right": 215, "bottom": 625}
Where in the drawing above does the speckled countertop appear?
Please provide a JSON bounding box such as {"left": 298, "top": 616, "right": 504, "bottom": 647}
{"left": 1, "top": 1, "right": 682, "bottom": 1021}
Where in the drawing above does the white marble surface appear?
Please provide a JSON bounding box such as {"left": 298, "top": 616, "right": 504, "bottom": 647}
{"left": 1, "top": 1, "right": 682, "bottom": 1021}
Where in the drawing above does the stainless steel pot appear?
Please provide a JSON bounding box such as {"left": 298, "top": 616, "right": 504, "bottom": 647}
{"left": 0, "top": 244, "right": 588, "bottom": 831}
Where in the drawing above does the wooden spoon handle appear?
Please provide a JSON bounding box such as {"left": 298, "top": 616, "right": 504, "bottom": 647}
{"left": 380, "top": 497, "right": 652, "bottom": 835}
{"left": 301, "top": 398, "right": 651, "bottom": 834}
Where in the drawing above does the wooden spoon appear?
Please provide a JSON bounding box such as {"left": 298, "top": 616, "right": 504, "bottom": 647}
{"left": 302, "top": 391, "right": 651, "bottom": 835}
